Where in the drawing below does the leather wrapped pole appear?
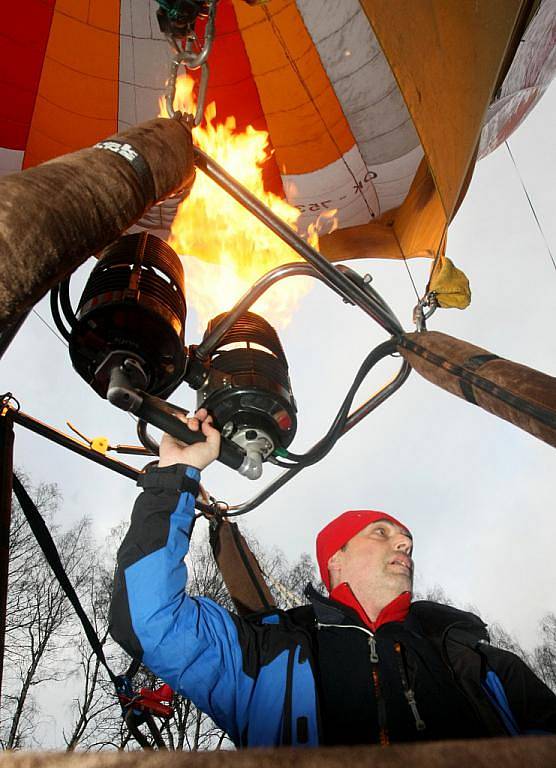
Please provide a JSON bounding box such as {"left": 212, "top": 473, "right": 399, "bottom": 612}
{"left": 209, "top": 517, "right": 276, "bottom": 617}
{"left": 0, "top": 735, "right": 554, "bottom": 766}
{"left": 398, "top": 331, "right": 556, "bottom": 448}
{"left": 0, "top": 116, "right": 194, "bottom": 328}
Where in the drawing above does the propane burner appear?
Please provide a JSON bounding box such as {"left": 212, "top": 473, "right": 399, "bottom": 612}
{"left": 68, "top": 233, "right": 187, "bottom": 398}
{"left": 197, "top": 311, "right": 297, "bottom": 472}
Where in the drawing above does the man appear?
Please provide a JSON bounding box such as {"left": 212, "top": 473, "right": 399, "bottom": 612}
{"left": 110, "top": 409, "right": 556, "bottom": 747}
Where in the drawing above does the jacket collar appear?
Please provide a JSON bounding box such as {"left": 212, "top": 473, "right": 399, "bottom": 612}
{"left": 330, "top": 583, "right": 411, "bottom": 631}
{"left": 305, "top": 583, "right": 411, "bottom": 631}
{"left": 305, "top": 583, "right": 353, "bottom": 625}
{"left": 303, "top": 586, "right": 489, "bottom": 644}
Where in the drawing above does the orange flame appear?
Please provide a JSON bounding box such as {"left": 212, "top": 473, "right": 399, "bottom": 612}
{"left": 160, "top": 76, "right": 336, "bottom": 331}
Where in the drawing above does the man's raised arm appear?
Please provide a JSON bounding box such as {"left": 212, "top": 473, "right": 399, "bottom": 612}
{"left": 109, "top": 410, "right": 252, "bottom": 745}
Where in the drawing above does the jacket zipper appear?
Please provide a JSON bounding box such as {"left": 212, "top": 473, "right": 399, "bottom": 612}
{"left": 317, "top": 622, "right": 389, "bottom": 745}
{"left": 282, "top": 646, "right": 295, "bottom": 745}
{"left": 394, "top": 642, "right": 426, "bottom": 732}
{"left": 369, "top": 635, "right": 379, "bottom": 663}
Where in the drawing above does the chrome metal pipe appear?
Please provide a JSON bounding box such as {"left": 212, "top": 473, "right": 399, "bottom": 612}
{"left": 196, "top": 262, "right": 341, "bottom": 359}
{"left": 193, "top": 147, "right": 395, "bottom": 333}
{"left": 224, "top": 356, "right": 410, "bottom": 516}
{"left": 195, "top": 260, "right": 402, "bottom": 360}
{"left": 335, "top": 264, "right": 404, "bottom": 335}
{"left": 343, "top": 359, "right": 412, "bottom": 432}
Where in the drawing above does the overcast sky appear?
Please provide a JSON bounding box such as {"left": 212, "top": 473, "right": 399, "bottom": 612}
{"left": 2, "top": 78, "right": 555, "bottom": 685}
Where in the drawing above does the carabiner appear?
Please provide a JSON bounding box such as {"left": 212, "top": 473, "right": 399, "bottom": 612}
{"left": 413, "top": 292, "right": 438, "bottom": 332}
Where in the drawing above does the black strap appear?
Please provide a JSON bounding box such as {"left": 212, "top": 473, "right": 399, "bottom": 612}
{"left": 12, "top": 473, "right": 118, "bottom": 685}
{"left": 460, "top": 354, "right": 500, "bottom": 404}
{"left": 93, "top": 140, "right": 156, "bottom": 206}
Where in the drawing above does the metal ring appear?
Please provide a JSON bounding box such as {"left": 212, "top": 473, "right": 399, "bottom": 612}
{"left": 1, "top": 392, "right": 21, "bottom": 412}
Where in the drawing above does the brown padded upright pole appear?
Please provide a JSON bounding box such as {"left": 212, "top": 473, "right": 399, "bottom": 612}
{"left": 0, "top": 116, "right": 194, "bottom": 329}
{"left": 0, "top": 407, "right": 14, "bottom": 705}
{"left": 398, "top": 331, "right": 556, "bottom": 447}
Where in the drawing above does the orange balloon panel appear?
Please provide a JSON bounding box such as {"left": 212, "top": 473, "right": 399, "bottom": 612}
{"left": 0, "top": 0, "right": 554, "bottom": 263}
{"left": 23, "top": 1, "right": 120, "bottom": 168}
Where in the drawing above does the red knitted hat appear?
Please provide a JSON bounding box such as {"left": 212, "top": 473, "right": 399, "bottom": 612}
{"left": 316, "top": 510, "right": 410, "bottom": 591}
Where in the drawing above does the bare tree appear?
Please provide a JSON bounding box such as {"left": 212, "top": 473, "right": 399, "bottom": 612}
{"left": 413, "top": 584, "right": 452, "bottom": 604}
{"left": 64, "top": 561, "right": 116, "bottom": 751}
{"left": 487, "top": 621, "right": 530, "bottom": 657}
{"left": 64, "top": 524, "right": 132, "bottom": 752}
{"left": 531, "top": 614, "right": 556, "bottom": 693}
{"left": 1, "top": 477, "right": 94, "bottom": 750}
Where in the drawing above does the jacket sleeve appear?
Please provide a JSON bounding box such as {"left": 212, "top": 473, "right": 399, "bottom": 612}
{"left": 483, "top": 643, "right": 556, "bottom": 734}
{"left": 108, "top": 463, "right": 255, "bottom": 744}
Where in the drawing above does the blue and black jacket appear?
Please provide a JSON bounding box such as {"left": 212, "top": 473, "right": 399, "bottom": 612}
{"left": 109, "top": 464, "right": 556, "bottom": 747}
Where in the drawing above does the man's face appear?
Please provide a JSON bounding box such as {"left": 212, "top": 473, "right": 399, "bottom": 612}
{"left": 328, "top": 519, "right": 414, "bottom": 595}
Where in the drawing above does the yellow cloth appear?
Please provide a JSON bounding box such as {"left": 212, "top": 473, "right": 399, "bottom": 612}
{"left": 427, "top": 255, "right": 471, "bottom": 309}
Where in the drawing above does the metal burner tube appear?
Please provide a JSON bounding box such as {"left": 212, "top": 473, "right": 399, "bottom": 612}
{"left": 196, "top": 263, "right": 337, "bottom": 359}
{"left": 335, "top": 264, "right": 403, "bottom": 333}
{"left": 195, "top": 261, "right": 402, "bottom": 361}
{"left": 193, "top": 147, "right": 396, "bottom": 333}
{"left": 343, "top": 359, "right": 411, "bottom": 433}
{"left": 225, "top": 358, "right": 410, "bottom": 516}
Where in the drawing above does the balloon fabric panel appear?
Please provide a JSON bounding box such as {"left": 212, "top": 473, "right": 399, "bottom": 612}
{"left": 0, "top": 0, "right": 55, "bottom": 171}
{"left": 232, "top": 0, "right": 355, "bottom": 175}
{"left": 0, "top": 0, "right": 553, "bottom": 274}
{"left": 23, "top": 0, "right": 120, "bottom": 169}
{"left": 359, "top": 0, "right": 525, "bottom": 222}
{"left": 188, "top": 0, "right": 284, "bottom": 197}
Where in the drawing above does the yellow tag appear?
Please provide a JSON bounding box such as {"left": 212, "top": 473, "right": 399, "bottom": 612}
{"left": 91, "top": 436, "right": 109, "bottom": 455}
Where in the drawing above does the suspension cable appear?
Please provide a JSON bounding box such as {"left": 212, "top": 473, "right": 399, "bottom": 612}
{"left": 505, "top": 140, "right": 556, "bottom": 276}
